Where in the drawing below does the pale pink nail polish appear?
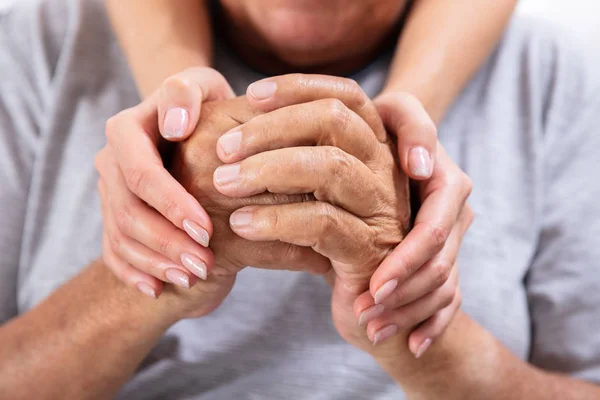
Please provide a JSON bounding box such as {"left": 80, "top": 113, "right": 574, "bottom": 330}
{"left": 358, "top": 304, "right": 385, "bottom": 326}
{"left": 163, "top": 108, "right": 189, "bottom": 139}
{"left": 183, "top": 219, "right": 210, "bottom": 247}
{"left": 248, "top": 81, "right": 277, "bottom": 100}
{"left": 136, "top": 282, "right": 157, "bottom": 299}
{"left": 181, "top": 253, "right": 207, "bottom": 280}
{"left": 374, "top": 279, "right": 398, "bottom": 304}
{"left": 415, "top": 338, "right": 432, "bottom": 358}
{"left": 408, "top": 146, "right": 432, "bottom": 178}
{"left": 218, "top": 130, "right": 242, "bottom": 155}
{"left": 165, "top": 269, "right": 190, "bottom": 288}
{"left": 373, "top": 324, "right": 398, "bottom": 345}
{"left": 214, "top": 164, "right": 240, "bottom": 185}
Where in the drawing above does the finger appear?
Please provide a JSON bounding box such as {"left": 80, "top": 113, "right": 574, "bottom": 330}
{"left": 376, "top": 207, "right": 467, "bottom": 310}
{"left": 103, "top": 243, "right": 162, "bottom": 299}
{"left": 407, "top": 286, "right": 462, "bottom": 358}
{"left": 374, "top": 92, "right": 437, "bottom": 179}
{"left": 99, "top": 181, "right": 162, "bottom": 295}
{"left": 229, "top": 202, "right": 379, "bottom": 282}
{"left": 101, "top": 229, "right": 163, "bottom": 299}
{"left": 369, "top": 146, "right": 472, "bottom": 302}
{"left": 214, "top": 146, "right": 385, "bottom": 217}
{"left": 158, "top": 67, "right": 235, "bottom": 141}
{"left": 104, "top": 203, "right": 200, "bottom": 289}
{"left": 245, "top": 74, "right": 387, "bottom": 142}
{"left": 217, "top": 98, "right": 383, "bottom": 166}
{"left": 97, "top": 156, "right": 213, "bottom": 280}
{"left": 366, "top": 266, "right": 458, "bottom": 345}
{"left": 102, "top": 105, "right": 213, "bottom": 245}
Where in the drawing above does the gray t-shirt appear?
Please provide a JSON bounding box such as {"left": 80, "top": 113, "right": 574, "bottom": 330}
{"left": 1, "top": 0, "right": 599, "bottom": 398}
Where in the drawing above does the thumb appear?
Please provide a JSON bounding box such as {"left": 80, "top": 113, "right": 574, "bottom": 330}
{"left": 374, "top": 92, "right": 437, "bottom": 180}
{"left": 158, "top": 67, "right": 235, "bottom": 141}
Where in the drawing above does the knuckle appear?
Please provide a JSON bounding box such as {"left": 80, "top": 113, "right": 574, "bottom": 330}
{"left": 314, "top": 202, "right": 337, "bottom": 238}
{"left": 160, "top": 195, "right": 184, "bottom": 224}
{"left": 462, "top": 174, "right": 473, "bottom": 198}
{"left": 425, "top": 222, "right": 450, "bottom": 252}
{"left": 325, "top": 147, "right": 353, "bottom": 180}
{"left": 432, "top": 260, "right": 453, "bottom": 288}
{"left": 124, "top": 167, "right": 151, "bottom": 194}
{"left": 104, "top": 115, "right": 119, "bottom": 141}
{"left": 440, "top": 284, "right": 456, "bottom": 308}
{"left": 113, "top": 205, "right": 133, "bottom": 235}
{"left": 325, "top": 98, "right": 352, "bottom": 131}
{"left": 455, "top": 289, "right": 463, "bottom": 309}
{"left": 343, "top": 78, "right": 367, "bottom": 106}
{"left": 104, "top": 110, "right": 130, "bottom": 143}
{"left": 156, "top": 234, "right": 173, "bottom": 256}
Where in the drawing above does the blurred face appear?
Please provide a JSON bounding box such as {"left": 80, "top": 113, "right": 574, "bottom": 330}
{"left": 219, "top": 0, "right": 408, "bottom": 73}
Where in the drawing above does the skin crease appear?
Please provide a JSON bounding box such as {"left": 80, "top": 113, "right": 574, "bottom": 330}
{"left": 220, "top": 0, "right": 408, "bottom": 74}
{"left": 169, "top": 94, "right": 413, "bottom": 340}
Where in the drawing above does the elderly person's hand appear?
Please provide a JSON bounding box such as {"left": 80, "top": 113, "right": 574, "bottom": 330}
{"left": 211, "top": 74, "right": 459, "bottom": 356}
{"left": 243, "top": 75, "right": 472, "bottom": 356}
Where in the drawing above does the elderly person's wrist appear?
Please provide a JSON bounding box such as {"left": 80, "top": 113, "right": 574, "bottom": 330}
{"left": 92, "top": 260, "right": 185, "bottom": 329}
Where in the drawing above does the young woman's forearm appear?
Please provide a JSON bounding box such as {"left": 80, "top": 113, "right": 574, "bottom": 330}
{"left": 383, "top": 0, "right": 518, "bottom": 123}
{"left": 105, "top": 0, "right": 213, "bottom": 97}
{"left": 379, "top": 312, "right": 600, "bottom": 399}
{"left": 0, "top": 261, "right": 174, "bottom": 400}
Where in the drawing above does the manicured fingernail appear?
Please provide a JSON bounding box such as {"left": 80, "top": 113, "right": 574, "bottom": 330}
{"left": 180, "top": 253, "right": 207, "bottom": 280}
{"left": 218, "top": 130, "right": 242, "bottom": 155}
{"left": 230, "top": 211, "right": 253, "bottom": 228}
{"left": 163, "top": 108, "right": 189, "bottom": 139}
{"left": 358, "top": 304, "right": 385, "bottom": 326}
{"left": 165, "top": 268, "right": 190, "bottom": 288}
{"left": 248, "top": 81, "right": 277, "bottom": 100}
{"left": 415, "top": 338, "right": 432, "bottom": 358}
{"left": 408, "top": 146, "right": 432, "bottom": 178}
{"left": 374, "top": 279, "right": 398, "bottom": 304}
{"left": 373, "top": 324, "right": 398, "bottom": 345}
{"left": 136, "top": 282, "right": 157, "bottom": 299}
{"left": 214, "top": 164, "right": 240, "bottom": 185}
{"left": 183, "top": 219, "right": 210, "bottom": 247}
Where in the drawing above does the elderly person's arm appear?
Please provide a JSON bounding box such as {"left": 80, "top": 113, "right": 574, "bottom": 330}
{"left": 0, "top": 262, "right": 178, "bottom": 399}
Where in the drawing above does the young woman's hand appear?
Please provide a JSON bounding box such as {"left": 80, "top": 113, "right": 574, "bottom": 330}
{"left": 95, "top": 67, "right": 235, "bottom": 298}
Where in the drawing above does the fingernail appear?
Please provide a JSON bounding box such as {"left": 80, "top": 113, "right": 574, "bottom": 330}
{"left": 136, "top": 282, "right": 157, "bottom": 299}
{"left": 214, "top": 164, "right": 240, "bottom": 185}
{"left": 183, "top": 219, "right": 210, "bottom": 247}
{"left": 415, "top": 338, "right": 432, "bottom": 358}
{"left": 180, "top": 253, "right": 208, "bottom": 280}
{"left": 163, "top": 108, "right": 189, "bottom": 139}
{"left": 230, "top": 211, "right": 253, "bottom": 228}
{"left": 374, "top": 279, "right": 398, "bottom": 304}
{"left": 218, "top": 130, "right": 242, "bottom": 155}
{"left": 373, "top": 324, "right": 398, "bottom": 345}
{"left": 165, "top": 268, "right": 190, "bottom": 288}
{"left": 408, "top": 146, "right": 432, "bottom": 178}
{"left": 248, "top": 81, "right": 277, "bottom": 100}
{"left": 358, "top": 304, "right": 385, "bottom": 326}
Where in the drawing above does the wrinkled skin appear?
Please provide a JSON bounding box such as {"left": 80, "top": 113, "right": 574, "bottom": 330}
{"left": 170, "top": 95, "right": 411, "bottom": 351}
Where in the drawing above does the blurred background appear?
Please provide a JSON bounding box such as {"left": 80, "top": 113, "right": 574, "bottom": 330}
{"left": 0, "top": 0, "right": 599, "bottom": 44}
